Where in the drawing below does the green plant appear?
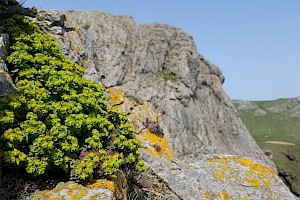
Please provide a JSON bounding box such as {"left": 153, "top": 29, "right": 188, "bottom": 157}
{"left": 124, "top": 93, "right": 143, "bottom": 104}
{"left": 0, "top": 15, "right": 146, "bottom": 181}
{"left": 156, "top": 68, "right": 177, "bottom": 81}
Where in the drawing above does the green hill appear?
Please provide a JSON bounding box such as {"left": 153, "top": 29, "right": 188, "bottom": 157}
{"left": 234, "top": 97, "right": 300, "bottom": 197}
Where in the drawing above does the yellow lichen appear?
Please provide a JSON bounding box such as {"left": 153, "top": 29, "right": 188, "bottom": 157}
{"left": 222, "top": 191, "right": 230, "bottom": 200}
{"left": 30, "top": 194, "right": 42, "bottom": 200}
{"left": 139, "top": 129, "right": 174, "bottom": 159}
{"left": 203, "top": 192, "right": 210, "bottom": 199}
{"left": 208, "top": 156, "right": 276, "bottom": 188}
{"left": 105, "top": 87, "right": 124, "bottom": 105}
{"left": 70, "top": 196, "right": 77, "bottom": 200}
{"left": 214, "top": 170, "right": 225, "bottom": 182}
{"left": 82, "top": 59, "right": 88, "bottom": 68}
{"left": 77, "top": 189, "right": 87, "bottom": 199}
{"left": 264, "top": 180, "right": 272, "bottom": 187}
{"left": 234, "top": 158, "right": 275, "bottom": 177}
{"left": 241, "top": 195, "right": 249, "bottom": 200}
{"left": 74, "top": 28, "right": 85, "bottom": 45}
{"left": 87, "top": 179, "right": 115, "bottom": 192}
{"left": 247, "top": 178, "right": 260, "bottom": 187}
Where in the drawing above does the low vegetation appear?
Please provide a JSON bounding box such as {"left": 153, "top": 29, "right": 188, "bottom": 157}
{"left": 156, "top": 68, "right": 177, "bottom": 81}
{"left": 0, "top": 15, "right": 146, "bottom": 184}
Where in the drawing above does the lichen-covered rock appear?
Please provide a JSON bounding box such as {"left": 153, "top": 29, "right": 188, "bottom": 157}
{"left": 105, "top": 87, "right": 174, "bottom": 160}
{"left": 31, "top": 181, "right": 114, "bottom": 200}
{"left": 63, "top": 10, "right": 276, "bottom": 172}
{"left": 0, "top": 33, "right": 15, "bottom": 99}
{"left": 138, "top": 153, "right": 297, "bottom": 200}
{"left": 31, "top": 171, "right": 128, "bottom": 200}
{"left": 104, "top": 87, "right": 296, "bottom": 199}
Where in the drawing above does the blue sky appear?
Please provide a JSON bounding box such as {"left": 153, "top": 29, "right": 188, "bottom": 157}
{"left": 23, "top": 1, "right": 300, "bottom": 100}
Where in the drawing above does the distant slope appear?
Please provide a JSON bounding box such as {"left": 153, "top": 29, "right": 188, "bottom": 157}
{"left": 234, "top": 97, "right": 300, "bottom": 197}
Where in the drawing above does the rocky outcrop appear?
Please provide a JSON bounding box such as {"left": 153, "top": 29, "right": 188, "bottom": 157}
{"left": 0, "top": 9, "right": 298, "bottom": 199}
{"left": 61, "top": 10, "right": 276, "bottom": 170}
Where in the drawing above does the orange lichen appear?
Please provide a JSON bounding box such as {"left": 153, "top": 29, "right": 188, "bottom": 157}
{"left": 214, "top": 191, "right": 230, "bottom": 200}
{"left": 154, "top": 113, "right": 160, "bottom": 123}
{"left": 222, "top": 191, "right": 230, "bottom": 200}
{"left": 87, "top": 179, "right": 115, "bottom": 191}
{"left": 105, "top": 87, "right": 125, "bottom": 105}
{"left": 264, "top": 180, "right": 272, "bottom": 187}
{"left": 214, "top": 170, "right": 225, "bottom": 182}
{"left": 82, "top": 59, "right": 88, "bottom": 68}
{"left": 31, "top": 194, "right": 42, "bottom": 200}
{"left": 139, "top": 129, "right": 174, "bottom": 159}
{"left": 247, "top": 178, "right": 260, "bottom": 187}
{"left": 203, "top": 192, "right": 210, "bottom": 199}
{"left": 234, "top": 158, "right": 275, "bottom": 177}
{"left": 74, "top": 28, "right": 85, "bottom": 45}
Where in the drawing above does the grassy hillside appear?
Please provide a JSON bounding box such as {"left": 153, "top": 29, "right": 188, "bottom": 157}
{"left": 234, "top": 97, "right": 300, "bottom": 197}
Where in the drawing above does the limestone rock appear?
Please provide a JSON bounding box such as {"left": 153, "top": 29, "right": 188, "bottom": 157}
{"left": 0, "top": 33, "right": 15, "bottom": 99}
{"left": 30, "top": 10, "right": 102, "bottom": 84}
{"left": 31, "top": 181, "right": 114, "bottom": 200}
{"left": 138, "top": 153, "right": 297, "bottom": 200}
{"left": 104, "top": 88, "right": 296, "bottom": 199}
{"left": 63, "top": 10, "right": 276, "bottom": 171}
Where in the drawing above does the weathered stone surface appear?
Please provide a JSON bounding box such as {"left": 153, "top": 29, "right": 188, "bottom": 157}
{"left": 105, "top": 87, "right": 298, "bottom": 200}
{"left": 63, "top": 10, "right": 276, "bottom": 171}
{"left": 31, "top": 181, "right": 114, "bottom": 200}
{"left": 30, "top": 10, "right": 102, "bottom": 84}
{"left": 0, "top": 33, "right": 15, "bottom": 99}
{"left": 139, "top": 153, "right": 297, "bottom": 200}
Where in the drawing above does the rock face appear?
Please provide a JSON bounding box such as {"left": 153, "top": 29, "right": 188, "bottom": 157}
{"left": 104, "top": 86, "right": 297, "bottom": 200}
{"left": 62, "top": 10, "right": 276, "bottom": 169}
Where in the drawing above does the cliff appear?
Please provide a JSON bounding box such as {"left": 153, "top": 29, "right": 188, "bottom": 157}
{"left": 62, "top": 10, "right": 275, "bottom": 168}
